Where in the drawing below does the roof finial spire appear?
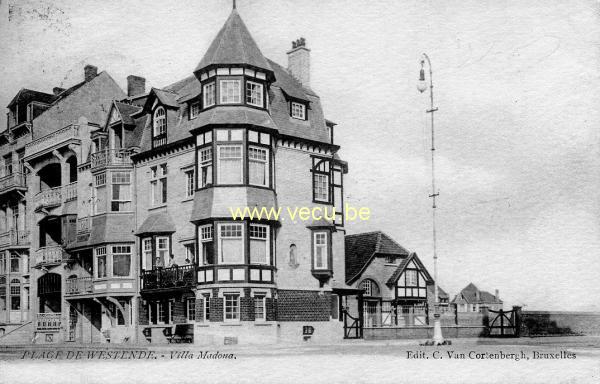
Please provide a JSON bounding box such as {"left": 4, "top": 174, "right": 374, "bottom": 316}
{"left": 233, "top": 0, "right": 236, "bottom": 10}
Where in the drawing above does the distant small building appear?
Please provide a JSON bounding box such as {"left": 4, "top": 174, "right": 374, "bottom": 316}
{"left": 452, "top": 283, "right": 503, "bottom": 312}
{"left": 345, "top": 231, "right": 448, "bottom": 327}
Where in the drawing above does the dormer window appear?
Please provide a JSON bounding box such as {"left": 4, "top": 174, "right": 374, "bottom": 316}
{"left": 152, "top": 106, "right": 167, "bottom": 147}
{"left": 246, "top": 81, "right": 263, "bottom": 107}
{"left": 203, "top": 82, "right": 215, "bottom": 107}
{"left": 190, "top": 101, "right": 201, "bottom": 119}
{"left": 220, "top": 79, "right": 241, "bottom": 104}
{"left": 291, "top": 102, "right": 306, "bottom": 120}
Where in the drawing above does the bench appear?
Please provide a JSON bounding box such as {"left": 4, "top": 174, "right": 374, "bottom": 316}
{"left": 163, "top": 324, "right": 194, "bottom": 343}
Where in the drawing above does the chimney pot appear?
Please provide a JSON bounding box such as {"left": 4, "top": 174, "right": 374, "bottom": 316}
{"left": 53, "top": 87, "right": 65, "bottom": 96}
{"left": 287, "top": 37, "right": 310, "bottom": 86}
{"left": 84, "top": 65, "right": 98, "bottom": 82}
{"left": 127, "top": 75, "right": 146, "bottom": 97}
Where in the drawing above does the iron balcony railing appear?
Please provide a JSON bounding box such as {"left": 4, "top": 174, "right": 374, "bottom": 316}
{"left": 36, "top": 313, "right": 62, "bottom": 332}
{"left": 25, "top": 124, "right": 80, "bottom": 158}
{"left": 65, "top": 276, "right": 93, "bottom": 295}
{"left": 0, "top": 229, "right": 30, "bottom": 247}
{"left": 34, "top": 245, "right": 63, "bottom": 266}
{"left": 141, "top": 265, "right": 196, "bottom": 290}
{"left": 0, "top": 171, "right": 27, "bottom": 194}
{"left": 90, "top": 149, "right": 134, "bottom": 169}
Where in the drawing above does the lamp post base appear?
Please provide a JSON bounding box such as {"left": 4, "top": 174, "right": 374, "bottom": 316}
{"left": 432, "top": 314, "right": 444, "bottom": 345}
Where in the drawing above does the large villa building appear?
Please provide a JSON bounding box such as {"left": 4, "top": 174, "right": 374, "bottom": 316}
{"left": 0, "top": 7, "right": 355, "bottom": 344}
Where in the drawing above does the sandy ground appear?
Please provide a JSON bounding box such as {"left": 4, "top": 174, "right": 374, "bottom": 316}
{"left": 0, "top": 336, "right": 599, "bottom": 384}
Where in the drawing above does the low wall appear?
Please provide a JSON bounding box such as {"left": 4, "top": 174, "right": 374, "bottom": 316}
{"left": 521, "top": 311, "right": 600, "bottom": 336}
{"left": 364, "top": 325, "right": 487, "bottom": 340}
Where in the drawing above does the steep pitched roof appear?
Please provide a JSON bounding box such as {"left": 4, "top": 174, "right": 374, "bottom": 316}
{"left": 452, "top": 282, "right": 502, "bottom": 304}
{"left": 195, "top": 9, "right": 272, "bottom": 73}
{"left": 114, "top": 101, "right": 141, "bottom": 126}
{"left": 7, "top": 88, "right": 56, "bottom": 108}
{"left": 345, "top": 231, "right": 410, "bottom": 284}
{"left": 386, "top": 252, "right": 433, "bottom": 286}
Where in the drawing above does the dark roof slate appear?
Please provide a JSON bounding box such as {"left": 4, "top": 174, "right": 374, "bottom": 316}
{"left": 136, "top": 212, "right": 176, "bottom": 235}
{"left": 7, "top": 88, "right": 57, "bottom": 108}
{"left": 386, "top": 253, "right": 433, "bottom": 286}
{"left": 114, "top": 101, "right": 141, "bottom": 126}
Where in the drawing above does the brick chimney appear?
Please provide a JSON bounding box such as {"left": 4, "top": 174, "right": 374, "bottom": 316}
{"left": 287, "top": 37, "right": 310, "bottom": 86}
{"left": 53, "top": 87, "right": 65, "bottom": 96}
{"left": 84, "top": 64, "right": 98, "bottom": 82}
{"left": 127, "top": 75, "right": 146, "bottom": 97}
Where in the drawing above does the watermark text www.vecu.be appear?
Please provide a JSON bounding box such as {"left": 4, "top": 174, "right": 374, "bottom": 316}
{"left": 228, "top": 203, "right": 370, "bottom": 222}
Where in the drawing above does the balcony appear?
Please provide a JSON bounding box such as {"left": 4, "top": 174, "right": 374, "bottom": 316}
{"left": 0, "top": 229, "right": 30, "bottom": 248}
{"left": 34, "top": 182, "right": 77, "bottom": 211}
{"left": 34, "top": 245, "right": 63, "bottom": 267}
{"left": 90, "top": 149, "right": 133, "bottom": 169}
{"left": 25, "top": 124, "right": 81, "bottom": 159}
{"left": 0, "top": 171, "right": 27, "bottom": 196}
{"left": 36, "top": 313, "right": 62, "bottom": 332}
{"left": 197, "top": 264, "right": 275, "bottom": 285}
{"left": 141, "top": 265, "right": 196, "bottom": 291}
{"left": 66, "top": 276, "right": 93, "bottom": 295}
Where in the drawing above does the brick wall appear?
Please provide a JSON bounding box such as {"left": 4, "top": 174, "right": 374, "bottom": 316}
{"left": 138, "top": 298, "right": 148, "bottom": 325}
{"left": 277, "top": 290, "right": 331, "bottom": 321}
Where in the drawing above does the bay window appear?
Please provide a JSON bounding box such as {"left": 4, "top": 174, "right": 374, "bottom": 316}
{"left": 198, "top": 147, "right": 213, "bottom": 188}
{"left": 111, "top": 172, "right": 131, "bottom": 211}
{"left": 203, "top": 82, "right": 215, "bottom": 107}
{"left": 249, "top": 224, "right": 269, "bottom": 264}
{"left": 248, "top": 147, "right": 269, "bottom": 187}
{"left": 218, "top": 223, "right": 244, "bottom": 264}
{"left": 312, "top": 157, "right": 331, "bottom": 203}
{"left": 112, "top": 245, "right": 131, "bottom": 277}
{"left": 313, "top": 231, "right": 329, "bottom": 270}
{"left": 96, "top": 246, "right": 107, "bottom": 278}
{"left": 217, "top": 145, "right": 242, "bottom": 184}
{"left": 93, "top": 172, "right": 106, "bottom": 214}
{"left": 220, "top": 80, "right": 241, "bottom": 104}
{"left": 199, "top": 225, "right": 214, "bottom": 265}
{"left": 246, "top": 81, "right": 263, "bottom": 107}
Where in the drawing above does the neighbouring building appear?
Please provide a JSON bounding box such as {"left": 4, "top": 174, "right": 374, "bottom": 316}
{"left": 345, "top": 231, "right": 448, "bottom": 328}
{"left": 452, "top": 283, "right": 503, "bottom": 312}
{"left": 1, "top": 6, "right": 353, "bottom": 345}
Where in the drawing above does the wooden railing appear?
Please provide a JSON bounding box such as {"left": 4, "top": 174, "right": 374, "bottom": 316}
{"left": 66, "top": 276, "right": 93, "bottom": 295}
{"left": 90, "top": 149, "right": 133, "bottom": 169}
{"left": 0, "top": 171, "right": 26, "bottom": 193}
{"left": 25, "top": 124, "right": 80, "bottom": 157}
{"left": 141, "top": 265, "right": 197, "bottom": 290}
{"left": 34, "top": 245, "right": 63, "bottom": 266}
{"left": 0, "top": 229, "right": 30, "bottom": 247}
{"left": 36, "top": 313, "right": 62, "bottom": 332}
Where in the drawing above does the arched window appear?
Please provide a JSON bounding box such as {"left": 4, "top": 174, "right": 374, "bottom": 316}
{"left": 288, "top": 244, "right": 298, "bottom": 267}
{"left": 153, "top": 107, "right": 166, "bottom": 136}
{"left": 360, "top": 279, "right": 380, "bottom": 297}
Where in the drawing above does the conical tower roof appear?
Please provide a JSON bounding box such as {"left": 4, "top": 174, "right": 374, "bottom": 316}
{"left": 195, "top": 9, "right": 272, "bottom": 73}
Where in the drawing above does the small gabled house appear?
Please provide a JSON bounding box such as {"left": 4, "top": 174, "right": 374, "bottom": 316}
{"left": 345, "top": 231, "right": 448, "bottom": 327}
{"left": 452, "top": 283, "right": 502, "bottom": 312}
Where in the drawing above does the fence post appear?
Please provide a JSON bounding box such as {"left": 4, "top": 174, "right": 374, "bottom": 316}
{"left": 454, "top": 303, "right": 459, "bottom": 325}
{"left": 481, "top": 306, "right": 490, "bottom": 336}
{"left": 512, "top": 306, "right": 522, "bottom": 337}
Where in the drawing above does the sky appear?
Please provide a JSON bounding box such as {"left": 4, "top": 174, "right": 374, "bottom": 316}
{"left": 1, "top": 0, "right": 599, "bottom": 311}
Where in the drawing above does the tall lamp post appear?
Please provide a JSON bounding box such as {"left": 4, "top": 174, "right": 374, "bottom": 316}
{"left": 417, "top": 53, "right": 444, "bottom": 345}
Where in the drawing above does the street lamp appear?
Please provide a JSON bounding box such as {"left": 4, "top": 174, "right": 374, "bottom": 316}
{"left": 417, "top": 53, "right": 444, "bottom": 345}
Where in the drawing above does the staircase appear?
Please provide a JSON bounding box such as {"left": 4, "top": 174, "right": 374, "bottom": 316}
{"left": 0, "top": 322, "right": 33, "bottom": 345}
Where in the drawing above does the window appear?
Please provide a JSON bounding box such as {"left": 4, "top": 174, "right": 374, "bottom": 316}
{"left": 199, "top": 225, "right": 214, "bottom": 265}
{"left": 288, "top": 244, "right": 298, "bottom": 267}
{"left": 220, "top": 80, "right": 241, "bottom": 104}
{"left": 156, "top": 236, "right": 169, "bottom": 268}
{"left": 149, "top": 300, "right": 172, "bottom": 325}
{"left": 112, "top": 245, "right": 131, "bottom": 277}
{"left": 96, "top": 247, "right": 107, "bottom": 278}
{"left": 153, "top": 107, "right": 166, "bottom": 137}
{"left": 150, "top": 164, "right": 167, "bottom": 206}
{"left": 219, "top": 224, "right": 243, "bottom": 264}
{"left": 93, "top": 173, "right": 106, "bottom": 214}
{"left": 291, "top": 102, "right": 306, "bottom": 120}
{"left": 254, "top": 293, "right": 266, "bottom": 321}
{"left": 203, "top": 294, "right": 211, "bottom": 322}
{"left": 142, "top": 238, "right": 152, "bottom": 270}
{"left": 111, "top": 172, "right": 131, "bottom": 211}
{"left": 360, "top": 279, "right": 380, "bottom": 297}
{"left": 385, "top": 255, "right": 397, "bottom": 264}
{"left": 190, "top": 102, "right": 201, "bottom": 119}
{"left": 10, "top": 254, "right": 19, "bottom": 273}
{"left": 217, "top": 145, "right": 242, "bottom": 184}
{"left": 249, "top": 224, "right": 269, "bottom": 265}
{"left": 314, "top": 174, "right": 329, "bottom": 202}
{"left": 10, "top": 279, "right": 20, "bottom": 310}
{"left": 361, "top": 280, "right": 372, "bottom": 296}
{"left": 248, "top": 147, "right": 269, "bottom": 187}
{"left": 313, "top": 231, "right": 329, "bottom": 270}
{"left": 406, "top": 270, "right": 417, "bottom": 286}
{"left": 203, "top": 82, "right": 215, "bottom": 107}
{"left": 198, "top": 147, "right": 213, "bottom": 188}
{"left": 0, "top": 254, "right": 5, "bottom": 274}
{"left": 224, "top": 293, "right": 240, "bottom": 321}
{"left": 246, "top": 81, "right": 263, "bottom": 107}
{"left": 184, "top": 243, "right": 195, "bottom": 263}
{"left": 186, "top": 297, "right": 195, "bottom": 322}
{"left": 185, "top": 169, "right": 195, "bottom": 197}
